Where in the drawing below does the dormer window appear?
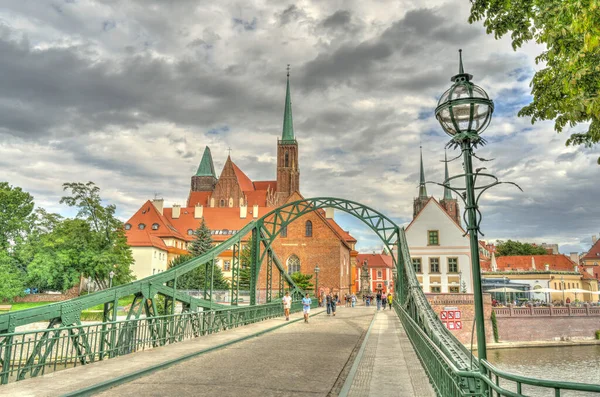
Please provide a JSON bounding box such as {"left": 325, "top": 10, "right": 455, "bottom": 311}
{"left": 151, "top": 223, "right": 159, "bottom": 230}
{"left": 138, "top": 223, "right": 146, "bottom": 230}
{"left": 187, "top": 229, "right": 194, "bottom": 235}
{"left": 124, "top": 223, "right": 132, "bottom": 230}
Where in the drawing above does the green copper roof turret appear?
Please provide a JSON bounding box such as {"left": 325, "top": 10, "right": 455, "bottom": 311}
{"left": 443, "top": 151, "right": 453, "bottom": 200}
{"left": 418, "top": 146, "right": 428, "bottom": 198}
{"left": 281, "top": 65, "right": 295, "bottom": 143}
{"left": 195, "top": 146, "right": 217, "bottom": 178}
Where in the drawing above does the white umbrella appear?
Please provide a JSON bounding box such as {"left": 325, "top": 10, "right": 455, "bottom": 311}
{"left": 486, "top": 287, "right": 523, "bottom": 293}
{"left": 564, "top": 288, "right": 591, "bottom": 293}
{"left": 532, "top": 287, "right": 559, "bottom": 293}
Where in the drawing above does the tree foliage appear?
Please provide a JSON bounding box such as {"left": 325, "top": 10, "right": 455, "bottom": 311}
{"left": 0, "top": 251, "right": 25, "bottom": 301}
{"left": 469, "top": 0, "right": 600, "bottom": 163}
{"left": 0, "top": 182, "right": 34, "bottom": 252}
{"left": 239, "top": 240, "right": 253, "bottom": 291}
{"left": 290, "top": 271, "right": 314, "bottom": 292}
{"left": 170, "top": 221, "right": 229, "bottom": 290}
{"left": 495, "top": 240, "right": 548, "bottom": 257}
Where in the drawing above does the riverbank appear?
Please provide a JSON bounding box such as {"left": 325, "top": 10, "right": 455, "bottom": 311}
{"left": 468, "top": 339, "right": 600, "bottom": 350}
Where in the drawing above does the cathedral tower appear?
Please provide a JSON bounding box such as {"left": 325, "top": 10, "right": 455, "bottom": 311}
{"left": 191, "top": 146, "right": 217, "bottom": 192}
{"left": 275, "top": 66, "right": 300, "bottom": 205}
{"left": 439, "top": 151, "right": 461, "bottom": 226}
{"left": 413, "top": 147, "right": 429, "bottom": 218}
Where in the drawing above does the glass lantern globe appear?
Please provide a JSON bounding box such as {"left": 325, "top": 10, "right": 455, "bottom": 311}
{"left": 435, "top": 50, "right": 494, "bottom": 140}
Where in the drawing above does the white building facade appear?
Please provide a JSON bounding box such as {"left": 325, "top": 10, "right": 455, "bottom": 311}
{"left": 404, "top": 198, "right": 473, "bottom": 293}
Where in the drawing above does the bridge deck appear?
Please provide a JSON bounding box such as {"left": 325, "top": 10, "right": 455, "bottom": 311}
{"left": 0, "top": 306, "right": 434, "bottom": 397}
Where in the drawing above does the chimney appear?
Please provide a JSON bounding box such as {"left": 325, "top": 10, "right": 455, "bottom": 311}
{"left": 593, "top": 235, "right": 598, "bottom": 244}
{"left": 531, "top": 256, "right": 536, "bottom": 270}
{"left": 152, "top": 198, "right": 164, "bottom": 215}
{"left": 491, "top": 252, "right": 498, "bottom": 272}
{"left": 194, "top": 204, "right": 203, "bottom": 219}
{"left": 240, "top": 204, "right": 247, "bottom": 219}
{"left": 570, "top": 252, "right": 579, "bottom": 264}
{"left": 253, "top": 205, "right": 259, "bottom": 219}
{"left": 574, "top": 265, "right": 579, "bottom": 273}
{"left": 544, "top": 264, "right": 550, "bottom": 271}
{"left": 325, "top": 207, "right": 334, "bottom": 219}
{"left": 172, "top": 204, "right": 181, "bottom": 219}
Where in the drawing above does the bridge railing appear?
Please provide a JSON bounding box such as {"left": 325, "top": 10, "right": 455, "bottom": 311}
{"left": 0, "top": 301, "right": 309, "bottom": 384}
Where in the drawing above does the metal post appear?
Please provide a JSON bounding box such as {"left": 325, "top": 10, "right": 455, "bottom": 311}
{"left": 250, "top": 227, "right": 260, "bottom": 305}
{"left": 462, "top": 141, "right": 487, "bottom": 363}
{"left": 395, "top": 231, "right": 404, "bottom": 305}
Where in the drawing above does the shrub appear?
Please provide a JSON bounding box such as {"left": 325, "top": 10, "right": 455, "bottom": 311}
{"left": 491, "top": 310, "right": 499, "bottom": 343}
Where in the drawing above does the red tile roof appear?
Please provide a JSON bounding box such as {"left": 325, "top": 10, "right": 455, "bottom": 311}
{"left": 327, "top": 219, "right": 357, "bottom": 243}
{"left": 187, "top": 191, "right": 212, "bottom": 207}
{"left": 356, "top": 253, "right": 393, "bottom": 268}
{"left": 245, "top": 190, "right": 268, "bottom": 207}
{"left": 253, "top": 181, "right": 277, "bottom": 191}
{"left": 481, "top": 254, "right": 578, "bottom": 272}
{"left": 231, "top": 161, "right": 255, "bottom": 192}
{"left": 582, "top": 239, "right": 600, "bottom": 261}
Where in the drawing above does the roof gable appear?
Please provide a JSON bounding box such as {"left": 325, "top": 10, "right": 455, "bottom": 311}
{"left": 405, "top": 197, "right": 466, "bottom": 236}
{"left": 582, "top": 239, "right": 600, "bottom": 261}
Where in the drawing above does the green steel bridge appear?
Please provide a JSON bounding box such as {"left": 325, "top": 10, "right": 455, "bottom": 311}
{"left": 0, "top": 198, "right": 598, "bottom": 396}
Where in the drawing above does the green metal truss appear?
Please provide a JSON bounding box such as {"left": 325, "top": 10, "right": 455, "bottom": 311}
{"left": 1, "top": 197, "right": 599, "bottom": 396}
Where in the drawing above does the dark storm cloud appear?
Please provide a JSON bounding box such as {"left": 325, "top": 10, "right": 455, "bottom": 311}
{"left": 277, "top": 5, "right": 307, "bottom": 25}
{"left": 321, "top": 10, "right": 351, "bottom": 29}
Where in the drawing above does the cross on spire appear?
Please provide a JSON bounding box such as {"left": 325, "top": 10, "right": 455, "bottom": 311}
{"left": 286, "top": 64, "right": 290, "bottom": 77}
{"left": 227, "top": 147, "right": 232, "bottom": 157}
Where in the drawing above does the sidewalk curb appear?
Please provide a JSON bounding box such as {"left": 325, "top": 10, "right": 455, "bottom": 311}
{"left": 62, "top": 310, "right": 324, "bottom": 397}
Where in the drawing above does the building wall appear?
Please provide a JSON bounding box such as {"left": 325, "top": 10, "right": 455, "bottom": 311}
{"left": 496, "top": 317, "right": 600, "bottom": 341}
{"left": 405, "top": 201, "right": 473, "bottom": 293}
{"left": 131, "top": 247, "right": 168, "bottom": 279}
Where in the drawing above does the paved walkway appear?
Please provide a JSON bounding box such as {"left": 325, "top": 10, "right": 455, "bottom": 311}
{"left": 0, "top": 306, "right": 434, "bottom": 397}
{"left": 342, "top": 309, "right": 435, "bottom": 397}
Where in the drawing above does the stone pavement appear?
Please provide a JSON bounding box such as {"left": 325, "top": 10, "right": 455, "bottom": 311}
{"left": 342, "top": 309, "right": 435, "bottom": 397}
{"left": 0, "top": 306, "right": 435, "bottom": 397}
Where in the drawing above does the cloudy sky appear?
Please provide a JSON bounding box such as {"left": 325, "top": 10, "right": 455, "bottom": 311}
{"left": 1, "top": 0, "right": 598, "bottom": 255}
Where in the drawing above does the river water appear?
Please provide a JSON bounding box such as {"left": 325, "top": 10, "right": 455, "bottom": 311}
{"left": 487, "top": 345, "right": 600, "bottom": 396}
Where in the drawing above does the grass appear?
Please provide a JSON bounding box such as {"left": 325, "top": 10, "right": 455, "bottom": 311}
{"left": 1, "top": 296, "right": 135, "bottom": 318}
{"left": 3, "top": 301, "right": 54, "bottom": 312}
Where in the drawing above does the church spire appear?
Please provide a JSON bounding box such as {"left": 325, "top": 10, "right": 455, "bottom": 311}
{"left": 281, "top": 65, "right": 295, "bottom": 143}
{"left": 443, "top": 151, "right": 452, "bottom": 200}
{"left": 195, "top": 146, "right": 216, "bottom": 178}
{"left": 418, "top": 146, "right": 428, "bottom": 198}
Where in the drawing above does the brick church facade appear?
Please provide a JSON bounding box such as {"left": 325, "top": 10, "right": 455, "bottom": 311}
{"left": 124, "top": 70, "right": 358, "bottom": 298}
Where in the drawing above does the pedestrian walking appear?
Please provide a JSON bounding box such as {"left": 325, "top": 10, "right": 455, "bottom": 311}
{"left": 382, "top": 294, "right": 387, "bottom": 310}
{"left": 366, "top": 295, "right": 371, "bottom": 306}
{"left": 351, "top": 294, "right": 356, "bottom": 308}
{"left": 376, "top": 291, "right": 382, "bottom": 310}
{"left": 302, "top": 293, "right": 312, "bottom": 323}
{"left": 326, "top": 293, "right": 332, "bottom": 315}
{"left": 331, "top": 294, "right": 337, "bottom": 316}
{"left": 282, "top": 291, "right": 292, "bottom": 321}
{"left": 387, "top": 294, "right": 393, "bottom": 310}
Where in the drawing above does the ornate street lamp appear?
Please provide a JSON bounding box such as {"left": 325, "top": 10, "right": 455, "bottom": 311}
{"left": 109, "top": 270, "right": 115, "bottom": 289}
{"left": 314, "top": 265, "right": 320, "bottom": 298}
{"left": 434, "top": 50, "right": 519, "bottom": 365}
{"left": 392, "top": 267, "right": 397, "bottom": 296}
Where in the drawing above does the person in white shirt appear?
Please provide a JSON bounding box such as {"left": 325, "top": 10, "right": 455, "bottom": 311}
{"left": 282, "top": 291, "right": 292, "bottom": 321}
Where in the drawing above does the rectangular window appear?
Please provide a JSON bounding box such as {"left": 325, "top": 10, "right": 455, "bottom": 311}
{"left": 447, "top": 258, "right": 458, "bottom": 273}
{"left": 377, "top": 270, "right": 383, "bottom": 279}
{"left": 412, "top": 258, "right": 422, "bottom": 273}
{"left": 376, "top": 283, "right": 383, "bottom": 289}
{"left": 428, "top": 230, "right": 439, "bottom": 246}
{"left": 449, "top": 286, "right": 459, "bottom": 293}
{"left": 281, "top": 226, "right": 287, "bottom": 238}
{"left": 431, "top": 286, "right": 441, "bottom": 293}
{"left": 430, "top": 258, "right": 440, "bottom": 273}
{"left": 223, "top": 261, "right": 231, "bottom": 271}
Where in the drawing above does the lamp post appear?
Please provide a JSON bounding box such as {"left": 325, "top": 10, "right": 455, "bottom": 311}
{"left": 314, "top": 265, "right": 320, "bottom": 299}
{"left": 459, "top": 270, "right": 463, "bottom": 293}
{"left": 109, "top": 270, "right": 115, "bottom": 289}
{"left": 561, "top": 276, "right": 565, "bottom": 304}
{"left": 435, "top": 49, "right": 495, "bottom": 364}
{"left": 392, "top": 267, "right": 398, "bottom": 297}
{"left": 503, "top": 276, "right": 508, "bottom": 306}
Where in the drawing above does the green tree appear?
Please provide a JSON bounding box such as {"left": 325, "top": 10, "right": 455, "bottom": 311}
{"left": 469, "top": 1, "right": 600, "bottom": 163}
{"left": 170, "top": 221, "right": 228, "bottom": 290}
{"left": 495, "top": 240, "right": 548, "bottom": 257}
{"left": 239, "top": 241, "right": 253, "bottom": 291}
{"left": 0, "top": 251, "right": 25, "bottom": 301}
{"left": 188, "top": 220, "right": 213, "bottom": 257}
{"left": 0, "top": 182, "right": 34, "bottom": 252}
{"left": 290, "top": 271, "right": 314, "bottom": 292}
{"left": 60, "top": 182, "right": 134, "bottom": 288}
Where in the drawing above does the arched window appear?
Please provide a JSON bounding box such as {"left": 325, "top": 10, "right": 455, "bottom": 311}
{"left": 305, "top": 220, "right": 312, "bottom": 237}
{"left": 287, "top": 254, "right": 300, "bottom": 274}
{"left": 124, "top": 223, "right": 132, "bottom": 230}
{"left": 151, "top": 223, "right": 159, "bottom": 230}
{"left": 281, "top": 225, "right": 287, "bottom": 238}
{"left": 220, "top": 199, "right": 225, "bottom": 207}
{"left": 138, "top": 223, "right": 146, "bottom": 230}
{"left": 284, "top": 151, "right": 289, "bottom": 167}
